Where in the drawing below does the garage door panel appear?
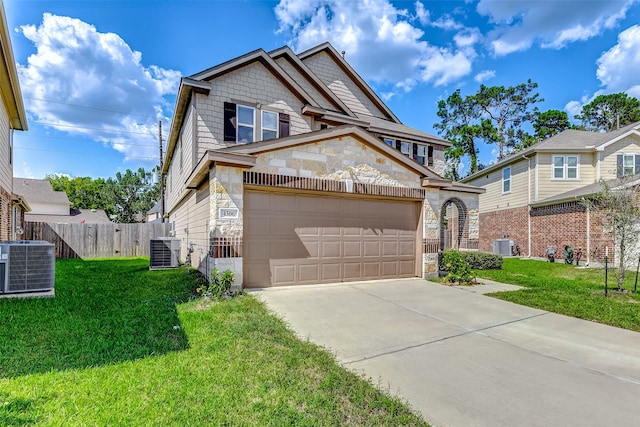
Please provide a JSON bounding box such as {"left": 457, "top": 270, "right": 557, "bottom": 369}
{"left": 244, "top": 190, "right": 419, "bottom": 287}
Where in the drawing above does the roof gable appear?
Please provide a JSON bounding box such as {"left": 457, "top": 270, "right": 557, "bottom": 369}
{"left": 0, "top": 3, "right": 27, "bottom": 130}
{"left": 13, "top": 178, "right": 71, "bottom": 205}
{"left": 297, "top": 42, "right": 400, "bottom": 123}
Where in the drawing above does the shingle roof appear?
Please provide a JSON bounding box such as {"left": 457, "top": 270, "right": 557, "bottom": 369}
{"left": 531, "top": 174, "right": 640, "bottom": 207}
{"left": 25, "top": 208, "right": 111, "bottom": 224}
{"left": 13, "top": 178, "right": 71, "bottom": 205}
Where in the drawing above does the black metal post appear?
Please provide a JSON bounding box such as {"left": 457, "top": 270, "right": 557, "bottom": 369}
{"left": 605, "top": 255, "right": 608, "bottom": 297}
{"left": 635, "top": 256, "right": 640, "bottom": 293}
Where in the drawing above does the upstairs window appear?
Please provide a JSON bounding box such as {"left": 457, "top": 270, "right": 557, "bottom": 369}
{"left": 553, "top": 155, "right": 579, "bottom": 179}
{"left": 617, "top": 153, "right": 640, "bottom": 177}
{"left": 414, "top": 144, "right": 427, "bottom": 165}
{"left": 383, "top": 138, "right": 394, "bottom": 147}
{"left": 237, "top": 105, "right": 255, "bottom": 143}
{"left": 400, "top": 141, "right": 411, "bottom": 155}
{"left": 224, "top": 102, "right": 289, "bottom": 143}
{"left": 502, "top": 166, "right": 511, "bottom": 193}
{"left": 261, "top": 111, "right": 278, "bottom": 141}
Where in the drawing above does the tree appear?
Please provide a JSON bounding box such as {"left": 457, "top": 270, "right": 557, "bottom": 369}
{"left": 533, "top": 110, "right": 571, "bottom": 140}
{"left": 103, "top": 168, "right": 159, "bottom": 223}
{"left": 434, "top": 89, "right": 484, "bottom": 178}
{"left": 575, "top": 93, "right": 640, "bottom": 132}
{"left": 582, "top": 177, "right": 640, "bottom": 292}
{"left": 474, "top": 79, "right": 543, "bottom": 159}
{"left": 47, "top": 174, "right": 107, "bottom": 210}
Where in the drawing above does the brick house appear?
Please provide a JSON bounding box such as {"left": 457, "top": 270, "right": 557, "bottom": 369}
{"left": 163, "top": 42, "right": 483, "bottom": 287}
{"left": 461, "top": 121, "right": 640, "bottom": 264}
{"left": 0, "top": 3, "right": 29, "bottom": 241}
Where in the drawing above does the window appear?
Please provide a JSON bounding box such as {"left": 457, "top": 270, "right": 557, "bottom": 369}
{"left": 502, "top": 167, "right": 511, "bottom": 193}
{"left": 237, "top": 105, "right": 255, "bottom": 143}
{"left": 224, "top": 102, "right": 289, "bottom": 143}
{"left": 553, "top": 155, "right": 579, "bottom": 179}
{"left": 415, "top": 144, "right": 427, "bottom": 165}
{"left": 400, "top": 141, "right": 411, "bottom": 155}
{"left": 383, "top": 138, "right": 394, "bottom": 147}
{"left": 617, "top": 153, "right": 639, "bottom": 177}
{"left": 261, "top": 111, "right": 278, "bottom": 140}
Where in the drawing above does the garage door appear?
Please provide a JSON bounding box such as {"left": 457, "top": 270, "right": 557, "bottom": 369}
{"left": 243, "top": 190, "right": 420, "bottom": 287}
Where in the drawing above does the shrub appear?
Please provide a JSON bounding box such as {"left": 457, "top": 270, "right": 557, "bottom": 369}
{"left": 441, "top": 250, "right": 474, "bottom": 284}
{"left": 465, "top": 252, "right": 503, "bottom": 270}
{"left": 197, "top": 268, "right": 238, "bottom": 299}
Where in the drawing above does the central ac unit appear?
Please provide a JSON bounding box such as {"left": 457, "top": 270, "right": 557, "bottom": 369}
{"left": 149, "top": 237, "right": 180, "bottom": 269}
{"left": 0, "top": 240, "right": 55, "bottom": 294}
{"left": 493, "top": 239, "right": 513, "bottom": 257}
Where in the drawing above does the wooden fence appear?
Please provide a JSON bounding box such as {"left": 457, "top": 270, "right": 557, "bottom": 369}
{"left": 23, "top": 222, "right": 170, "bottom": 259}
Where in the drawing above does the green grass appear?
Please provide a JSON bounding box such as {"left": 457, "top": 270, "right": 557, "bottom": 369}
{"left": 0, "top": 258, "right": 427, "bottom": 426}
{"left": 476, "top": 258, "right": 640, "bottom": 331}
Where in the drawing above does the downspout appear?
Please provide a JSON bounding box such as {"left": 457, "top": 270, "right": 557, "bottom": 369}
{"left": 586, "top": 205, "right": 591, "bottom": 266}
{"left": 523, "top": 154, "right": 532, "bottom": 257}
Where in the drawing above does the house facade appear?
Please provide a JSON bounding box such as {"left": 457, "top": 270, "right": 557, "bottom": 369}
{"left": 462, "top": 122, "right": 640, "bottom": 264}
{"left": 163, "top": 42, "right": 483, "bottom": 287}
{"left": 0, "top": 2, "right": 28, "bottom": 241}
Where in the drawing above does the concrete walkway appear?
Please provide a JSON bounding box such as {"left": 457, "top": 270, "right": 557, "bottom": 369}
{"left": 252, "top": 279, "right": 640, "bottom": 427}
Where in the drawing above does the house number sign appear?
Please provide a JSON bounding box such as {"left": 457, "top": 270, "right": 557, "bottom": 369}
{"left": 219, "top": 208, "right": 239, "bottom": 219}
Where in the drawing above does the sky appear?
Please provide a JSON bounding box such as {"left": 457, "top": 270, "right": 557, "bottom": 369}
{"left": 6, "top": 0, "right": 640, "bottom": 180}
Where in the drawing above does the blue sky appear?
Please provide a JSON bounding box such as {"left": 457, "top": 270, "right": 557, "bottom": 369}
{"left": 7, "top": 0, "right": 640, "bottom": 179}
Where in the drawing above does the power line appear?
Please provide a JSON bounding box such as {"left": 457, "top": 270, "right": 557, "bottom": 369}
{"left": 17, "top": 133, "right": 159, "bottom": 148}
{"left": 33, "top": 121, "right": 160, "bottom": 137}
{"left": 23, "top": 96, "right": 164, "bottom": 120}
{"left": 15, "top": 146, "right": 158, "bottom": 161}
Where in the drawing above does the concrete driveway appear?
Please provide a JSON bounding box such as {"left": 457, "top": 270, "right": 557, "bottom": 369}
{"left": 252, "top": 278, "right": 640, "bottom": 427}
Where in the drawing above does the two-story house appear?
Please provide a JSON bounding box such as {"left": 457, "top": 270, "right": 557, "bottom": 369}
{"left": 163, "top": 42, "right": 483, "bottom": 287}
{"left": 0, "top": 2, "right": 29, "bottom": 241}
{"left": 462, "top": 122, "right": 640, "bottom": 263}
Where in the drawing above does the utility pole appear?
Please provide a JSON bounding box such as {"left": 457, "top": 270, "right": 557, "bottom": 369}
{"left": 158, "top": 120, "right": 165, "bottom": 222}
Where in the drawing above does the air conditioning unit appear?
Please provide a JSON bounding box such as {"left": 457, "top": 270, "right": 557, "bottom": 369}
{"left": 149, "top": 238, "right": 180, "bottom": 269}
{"left": 493, "top": 239, "right": 513, "bottom": 257}
{"left": 0, "top": 240, "right": 55, "bottom": 294}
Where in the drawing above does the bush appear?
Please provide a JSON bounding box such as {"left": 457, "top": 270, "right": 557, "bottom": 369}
{"left": 465, "top": 252, "right": 503, "bottom": 270}
{"left": 441, "top": 250, "right": 474, "bottom": 284}
{"left": 197, "top": 268, "right": 238, "bottom": 299}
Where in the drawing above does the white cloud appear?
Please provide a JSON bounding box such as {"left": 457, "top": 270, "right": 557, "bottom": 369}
{"left": 17, "top": 14, "right": 181, "bottom": 163}
{"left": 275, "top": 0, "right": 478, "bottom": 94}
{"left": 566, "top": 24, "right": 640, "bottom": 119}
{"left": 477, "top": 0, "right": 639, "bottom": 56}
{"left": 596, "top": 25, "right": 640, "bottom": 99}
{"left": 21, "top": 162, "right": 34, "bottom": 179}
{"left": 474, "top": 70, "right": 495, "bottom": 83}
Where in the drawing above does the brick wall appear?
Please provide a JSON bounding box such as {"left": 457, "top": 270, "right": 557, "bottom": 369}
{"left": 478, "top": 206, "right": 529, "bottom": 254}
{"left": 479, "top": 203, "right": 614, "bottom": 263}
{"left": 0, "top": 185, "right": 10, "bottom": 241}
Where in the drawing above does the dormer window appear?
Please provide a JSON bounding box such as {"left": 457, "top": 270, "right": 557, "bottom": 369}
{"left": 224, "top": 102, "right": 289, "bottom": 143}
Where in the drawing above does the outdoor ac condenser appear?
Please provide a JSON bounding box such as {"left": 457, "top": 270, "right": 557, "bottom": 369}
{"left": 0, "top": 240, "right": 55, "bottom": 294}
{"left": 149, "top": 237, "right": 181, "bottom": 269}
{"left": 492, "top": 239, "right": 513, "bottom": 257}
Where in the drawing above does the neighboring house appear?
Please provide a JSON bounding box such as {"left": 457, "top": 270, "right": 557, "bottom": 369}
{"left": 146, "top": 200, "right": 162, "bottom": 223}
{"left": 163, "top": 42, "right": 483, "bottom": 287}
{"left": 0, "top": 2, "right": 28, "bottom": 241}
{"left": 462, "top": 121, "right": 640, "bottom": 263}
{"left": 14, "top": 178, "right": 111, "bottom": 224}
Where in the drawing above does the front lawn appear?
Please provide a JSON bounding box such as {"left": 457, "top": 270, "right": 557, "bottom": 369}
{"left": 0, "top": 258, "right": 427, "bottom": 426}
{"left": 477, "top": 258, "right": 640, "bottom": 331}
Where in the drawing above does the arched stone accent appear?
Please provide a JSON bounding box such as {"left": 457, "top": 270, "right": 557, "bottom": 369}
{"left": 440, "top": 197, "right": 469, "bottom": 251}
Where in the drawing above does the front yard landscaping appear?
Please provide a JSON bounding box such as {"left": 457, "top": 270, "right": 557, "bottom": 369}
{"left": 477, "top": 258, "right": 640, "bottom": 332}
{"left": 0, "top": 258, "right": 427, "bottom": 426}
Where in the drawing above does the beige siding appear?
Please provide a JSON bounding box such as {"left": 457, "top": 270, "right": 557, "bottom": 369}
{"left": 471, "top": 158, "right": 531, "bottom": 213}
{"left": 0, "top": 100, "right": 11, "bottom": 194}
{"left": 599, "top": 135, "right": 640, "bottom": 179}
{"left": 274, "top": 57, "right": 335, "bottom": 111}
{"left": 168, "top": 180, "right": 210, "bottom": 271}
{"left": 302, "top": 51, "right": 388, "bottom": 119}
{"left": 536, "top": 153, "right": 596, "bottom": 201}
{"left": 195, "top": 62, "right": 312, "bottom": 152}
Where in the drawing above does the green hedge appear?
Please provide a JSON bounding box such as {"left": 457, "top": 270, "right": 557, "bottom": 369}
{"left": 440, "top": 250, "right": 503, "bottom": 271}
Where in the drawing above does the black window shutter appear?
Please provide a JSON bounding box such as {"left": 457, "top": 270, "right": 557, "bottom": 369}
{"left": 617, "top": 154, "right": 623, "bottom": 177}
{"left": 224, "top": 102, "right": 236, "bottom": 142}
{"left": 278, "top": 113, "right": 290, "bottom": 137}
{"left": 635, "top": 155, "right": 640, "bottom": 175}
{"left": 428, "top": 146, "right": 434, "bottom": 166}
{"left": 395, "top": 140, "right": 401, "bottom": 151}
{"left": 412, "top": 143, "right": 418, "bottom": 158}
